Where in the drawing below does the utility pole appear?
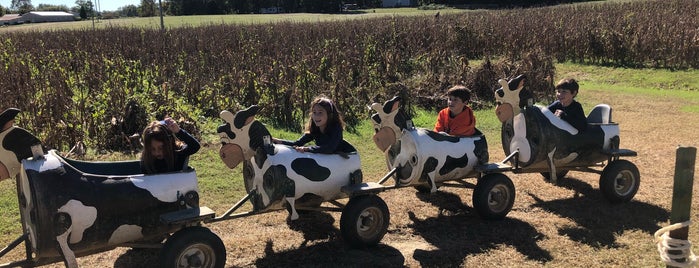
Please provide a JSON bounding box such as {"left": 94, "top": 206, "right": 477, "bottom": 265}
{"left": 158, "top": 0, "right": 164, "bottom": 31}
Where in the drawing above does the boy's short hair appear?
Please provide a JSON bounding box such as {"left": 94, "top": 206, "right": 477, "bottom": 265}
{"left": 446, "top": 85, "right": 471, "bottom": 102}
{"left": 555, "top": 78, "right": 579, "bottom": 94}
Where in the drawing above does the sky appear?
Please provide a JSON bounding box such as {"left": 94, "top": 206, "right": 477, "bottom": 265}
{"left": 1, "top": 0, "right": 142, "bottom": 12}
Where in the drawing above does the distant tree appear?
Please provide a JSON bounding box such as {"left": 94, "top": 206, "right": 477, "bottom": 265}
{"left": 280, "top": 0, "right": 300, "bottom": 12}
{"left": 118, "top": 4, "right": 139, "bottom": 17}
{"left": 324, "top": 0, "right": 342, "bottom": 12}
{"left": 159, "top": 1, "right": 170, "bottom": 15}
{"left": 205, "top": 0, "right": 227, "bottom": 14}
{"left": 79, "top": 5, "right": 88, "bottom": 18}
{"left": 357, "top": 0, "right": 381, "bottom": 8}
{"left": 139, "top": 0, "right": 156, "bottom": 16}
{"left": 75, "top": 0, "right": 93, "bottom": 19}
{"left": 166, "top": 0, "right": 181, "bottom": 15}
{"left": 12, "top": 0, "right": 33, "bottom": 14}
{"left": 36, "top": 4, "right": 70, "bottom": 12}
{"left": 300, "top": 0, "right": 340, "bottom": 13}
{"left": 0, "top": 5, "right": 5, "bottom": 16}
{"left": 299, "top": 0, "right": 318, "bottom": 12}
{"left": 418, "top": 0, "right": 435, "bottom": 6}
{"left": 229, "top": 0, "right": 255, "bottom": 14}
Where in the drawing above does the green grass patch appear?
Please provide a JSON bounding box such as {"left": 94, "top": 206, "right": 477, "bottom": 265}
{"left": 681, "top": 105, "right": 699, "bottom": 113}
{"left": 556, "top": 63, "right": 699, "bottom": 92}
{"left": 556, "top": 62, "right": 699, "bottom": 112}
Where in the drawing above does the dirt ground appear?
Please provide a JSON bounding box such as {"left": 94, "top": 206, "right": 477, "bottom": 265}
{"left": 24, "top": 88, "right": 699, "bottom": 267}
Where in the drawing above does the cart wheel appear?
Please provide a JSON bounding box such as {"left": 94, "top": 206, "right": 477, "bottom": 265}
{"left": 159, "top": 226, "right": 226, "bottom": 268}
{"left": 540, "top": 170, "right": 569, "bottom": 182}
{"left": 340, "top": 194, "right": 389, "bottom": 248}
{"left": 473, "top": 173, "right": 515, "bottom": 220}
{"left": 599, "top": 160, "right": 640, "bottom": 203}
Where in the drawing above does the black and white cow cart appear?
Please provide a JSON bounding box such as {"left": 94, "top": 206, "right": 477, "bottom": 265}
{"left": 494, "top": 75, "right": 640, "bottom": 202}
{"left": 214, "top": 106, "right": 389, "bottom": 248}
{"left": 370, "top": 97, "right": 516, "bottom": 220}
{"left": 0, "top": 109, "right": 225, "bottom": 268}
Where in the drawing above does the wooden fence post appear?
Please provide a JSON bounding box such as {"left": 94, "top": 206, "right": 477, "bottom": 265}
{"left": 668, "top": 146, "right": 697, "bottom": 268}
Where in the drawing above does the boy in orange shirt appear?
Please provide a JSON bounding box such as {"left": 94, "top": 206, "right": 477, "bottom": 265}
{"left": 434, "top": 85, "right": 476, "bottom": 137}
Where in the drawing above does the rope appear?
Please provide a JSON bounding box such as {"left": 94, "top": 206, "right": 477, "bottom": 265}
{"left": 655, "top": 220, "right": 697, "bottom": 268}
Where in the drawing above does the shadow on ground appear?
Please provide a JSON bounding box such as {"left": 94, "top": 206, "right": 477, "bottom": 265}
{"left": 529, "top": 175, "right": 668, "bottom": 248}
{"left": 255, "top": 210, "right": 405, "bottom": 267}
{"left": 114, "top": 248, "right": 159, "bottom": 267}
{"left": 112, "top": 175, "right": 662, "bottom": 267}
{"left": 410, "top": 190, "right": 552, "bottom": 267}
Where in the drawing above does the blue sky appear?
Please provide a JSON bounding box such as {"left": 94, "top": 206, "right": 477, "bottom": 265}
{"left": 1, "top": 0, "right": 142, "bottom": 12}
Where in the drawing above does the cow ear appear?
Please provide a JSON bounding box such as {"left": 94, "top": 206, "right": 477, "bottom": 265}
{"left": 370, "top": 103, "right": 382, "bottom": 113}
{"left": 245, "top": 115, "right": 255, "bottom": 126}
{"left": 498, "top": 79, "right": 509, "bottom": 91}
{"left": 220, "top": 110, "right": 234, "bottom": 124}
{"left": 391, "top": 100, "right": 400, "bottom": 112}
{"left": 518, "top": 78, "right": 525, "bottom": 89}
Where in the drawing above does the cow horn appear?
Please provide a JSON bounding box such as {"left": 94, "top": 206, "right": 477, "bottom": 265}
{"left": 219, "top": 110, "right": 234, "bottom": 124}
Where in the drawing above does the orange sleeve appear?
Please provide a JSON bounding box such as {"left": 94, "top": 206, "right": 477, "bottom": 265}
{"left": 434, "top": 108, "right": 448, "bottom": 132}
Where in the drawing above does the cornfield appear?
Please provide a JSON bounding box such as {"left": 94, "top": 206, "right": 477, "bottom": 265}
{"left": 0, "top": 0, "right": 695, "bottom": 152}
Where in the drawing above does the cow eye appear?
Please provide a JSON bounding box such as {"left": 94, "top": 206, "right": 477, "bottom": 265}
{"left": 409, "top": 154, "right": 418, "bottom": 166}
{"left": 496, "top": 89, "right": 504, "bottom": 98}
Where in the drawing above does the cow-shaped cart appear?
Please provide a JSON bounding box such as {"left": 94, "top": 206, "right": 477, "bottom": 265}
{"left": 494, "top": 75, "right": 640, "bottom": 202}
{"left": 214, "top": 105, "right": 390, "bottom": 248}
{"left": 370, "top": 96, "right": 516, "bottom": 220}
{"left": 0, "top": 108, "right": 225, "bottom": 268}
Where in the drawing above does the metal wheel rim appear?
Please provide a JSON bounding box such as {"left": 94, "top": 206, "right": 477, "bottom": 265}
{"left": 176, "top": 243, "right": 216, "bottom": 268}
{"left": 356, "top": 207, "right": 383, "bottom": 239}
{"left": 488, "top": 184, "right": 511, "bottom": 213}
{"left": 614, "top": 170, "right": 636, "bottom": 196}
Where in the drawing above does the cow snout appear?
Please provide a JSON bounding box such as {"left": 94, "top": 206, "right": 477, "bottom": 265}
{"left": 0, "top": 163, "right": 9, "bottom": 181}
{"left": 495, "top": 103, "right": 513, "bottom": 123}
{"left": 372, "top": 127, "right": 397, "bottom": 152}
{"left": 219, "top": 143, "right": 245, "bottom": 169}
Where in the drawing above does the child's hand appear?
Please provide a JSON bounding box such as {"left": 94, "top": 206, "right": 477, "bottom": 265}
{"left": 162, "top": 117, "right": 181, "bottom": 133}
{"left": 294, "top": 146, "right": 309, "bottom": 153}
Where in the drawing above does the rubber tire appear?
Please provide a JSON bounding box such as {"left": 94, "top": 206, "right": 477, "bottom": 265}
{"left": 159, "top": 226, "right": 226, "bottom": 268}
{"left": 340, "top": 195, "right": 390, "bottom": 248}
{"left": 541, "top": 170, "right": 569, "bottom": 182}
{"left": 599, "top": 159, "right": 640, "bottom": 203}
{"left": 473, "top": 173, "right": 515, "bottom": 220}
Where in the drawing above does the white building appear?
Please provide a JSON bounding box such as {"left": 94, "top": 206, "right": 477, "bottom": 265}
{"left": 0, "top": 14, "right": 23, "bottom": 25}
{"left": 20, "top": 11, "right": 77, "bottom": 23}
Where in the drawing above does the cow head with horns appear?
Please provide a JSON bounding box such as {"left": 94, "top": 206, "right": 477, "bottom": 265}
{"left": 218, "top": 106, "right": 362, "bottom": 220}
{"left": 494, "top": 75, "right": 621, "bottom": 174}
{"left": 370, "top": 97, "right": 489, "bottom": 193}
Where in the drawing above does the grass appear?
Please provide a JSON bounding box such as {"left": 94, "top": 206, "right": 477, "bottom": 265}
{"left": 0, "top": 8, "right": 461, "bottom": 32}
{"left": 556, "top": 62, "right": 699, "bottom": 114}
